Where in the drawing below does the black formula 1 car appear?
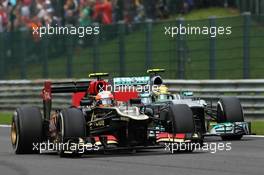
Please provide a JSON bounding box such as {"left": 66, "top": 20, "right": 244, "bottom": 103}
{"left": 11, "top": 73, "right": 202, "bottom": 157}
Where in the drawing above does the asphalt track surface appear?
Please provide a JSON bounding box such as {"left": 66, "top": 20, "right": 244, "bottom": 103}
{"left": 0, "top": 127, "right": 263, "bottom": 175}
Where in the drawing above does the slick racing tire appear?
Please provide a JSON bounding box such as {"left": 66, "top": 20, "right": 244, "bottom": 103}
{"left": 217, "top": 97, "right": 244, "bottom": 123}
{"left": 217, "top": 97, "right": 244, "bottom": 141}
{"left": 168, "top": 104, "right": 195, "bottom": 134}
{"left": 59, "top": 108, "right": 86, "bottom": 157}
{"left": 167, "top": 104, "right": 195, "bottom": 153}
{"left": 11, "top": 107, "right": 43, "bottom": 154}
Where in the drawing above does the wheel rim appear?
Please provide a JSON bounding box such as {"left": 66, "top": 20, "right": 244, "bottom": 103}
{"left": 11, "top": 121, "right": 17, "bottom": 145}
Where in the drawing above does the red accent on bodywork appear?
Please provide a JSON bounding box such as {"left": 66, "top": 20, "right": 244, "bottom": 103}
{"left": 93, "top": 135, "right": 118, "bottom": 142}
{"left": 107, "top": 135, "right": 118, "bottom": 142}
{"left": 72, "top": 92, "right": 86, "bottom": 107}
{"left": 175, "top": 134, "right": 186, "bottom": 139}
{"left": 42, "top": 81, "right": 52, "bottom": 101}
{"left": 113, "top": 91, "right": 139, "bottom": 102}
{"left": 157, "top": 132, "right": 186, "bottom": 139}
{"left": 88, "top": 80, "right": 108, "bottom": 95}
{"left": 71, "top": 80, "right": 108, "bottom": 107}
{"left": 94, "top": 136, "right": 100, "bottom": 142}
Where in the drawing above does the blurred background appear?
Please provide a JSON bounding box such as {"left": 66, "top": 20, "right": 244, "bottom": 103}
{"left": 0, "top": 0, "right": 263, "bottom": 79}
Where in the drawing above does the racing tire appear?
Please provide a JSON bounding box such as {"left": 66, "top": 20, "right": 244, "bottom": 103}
{"left": 168, "top": 104, "right": 195, "bottom": 153}
{"left": 169, "top": 104, "right": 195, "bottom": 133}
{"left": 58, "top": 108, "right": 86, "bottom": 157}
{"left": 11, "top": 107, "right": 43, "bottom": 154}
{"left": 217, "top": 97, "right": 244, "bottom": 141}
{"left": 217, "top": 97, "right": 244, "bottom": 123}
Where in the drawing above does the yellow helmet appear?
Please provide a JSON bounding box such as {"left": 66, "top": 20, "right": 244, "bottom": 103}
{"left": 153, "top": 85, "right": 170, "bottom": 95}
{"left": 159, "top": 85, "right": 169, "bottom": 94}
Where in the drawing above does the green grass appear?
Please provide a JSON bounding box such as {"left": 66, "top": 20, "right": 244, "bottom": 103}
{"left": 0, "top": 113, "right": 12, "bottom": 125}
{"left": 175, "top": 7, "right": 240, "bottom": 20}
{"left": 251, "top": 121, "right": 264, "bottom": 135}
{"left": 5, "top": 7, "right": 264, "bottom": 79}
{"left": 0, "top": 112, "right": 264, "bottom": 135}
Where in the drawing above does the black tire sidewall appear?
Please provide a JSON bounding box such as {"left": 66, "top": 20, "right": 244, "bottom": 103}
{"left": 59, "top": 108, "right": 86, "bottom": 157}
{"left": 169, "top": 104, "right": 195, "bottom": 133}
{"left": 60, "top": 108, "right": 86, "bottom": 141}
{"left": 217, "top": 97, "right": 244, "bottom": 123}
{"left": 12, "top": 107, "right": 43, "bottom": 154}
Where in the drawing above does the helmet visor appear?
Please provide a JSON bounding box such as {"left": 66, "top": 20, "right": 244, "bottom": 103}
{"left": 101, "top": 99, "right": 112, "bottom": 105}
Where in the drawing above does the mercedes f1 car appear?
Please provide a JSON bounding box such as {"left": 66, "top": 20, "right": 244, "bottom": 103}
{"left": 11, "top": 73, "right": 202, "bottom": 157}
{"left": 130, "top": 69, "right": 251, "bottom": 141}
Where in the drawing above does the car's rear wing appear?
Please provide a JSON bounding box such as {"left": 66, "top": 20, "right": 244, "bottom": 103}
{"left": 42, "top": 81, "right": 90, "bottom": 99}
{"left": 48, "top": 81, "right": 90, "bottom": 93}
{"left": 42, "top": 80, "right": 90, "bottom": 121}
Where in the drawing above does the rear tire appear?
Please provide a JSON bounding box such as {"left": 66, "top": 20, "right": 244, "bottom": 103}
{"left": 58, "top": 108, "right": 86, "bottom": 157}
{"left": 11, "top": 107, "right": 43, "bottom": 154}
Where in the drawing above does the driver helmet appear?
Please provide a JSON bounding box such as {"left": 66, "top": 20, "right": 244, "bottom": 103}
{"left": 153, "top": 85, "right": 170, "bottom": 95}
{"left": 158, "top": 85, "right": 169, "bottom": 94}
{"left": 95, "top": 91, "right": 114, "bottom": 107}
{"left": 152, "top": 85, "right": 171, "bottom": 101}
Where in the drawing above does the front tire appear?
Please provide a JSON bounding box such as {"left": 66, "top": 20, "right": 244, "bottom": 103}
{"left": 169, "top": 104, "right": 195, "bottom": 133}
{"left": 217, "top": 97, "right": 244, "bottom": 140}
{"left": 166, "top": 104, "right": 196, "bottom": 153}
{"left": 58, "top": 108, "right": 86, "bottom": 157}
{"left": 217, "top": 97, "right": 244, "bottom": 123}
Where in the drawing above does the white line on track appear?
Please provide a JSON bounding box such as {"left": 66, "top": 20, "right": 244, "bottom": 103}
{"left": 0, "top": 125, "right": 11, "bottom": 128}
{"left": 244, "top": 135, "right": 264, "bottom": 138}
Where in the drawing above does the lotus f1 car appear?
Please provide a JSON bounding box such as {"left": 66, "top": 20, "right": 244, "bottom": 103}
{"left": 11, "top": 73, "right": 202, "bottom": 157}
